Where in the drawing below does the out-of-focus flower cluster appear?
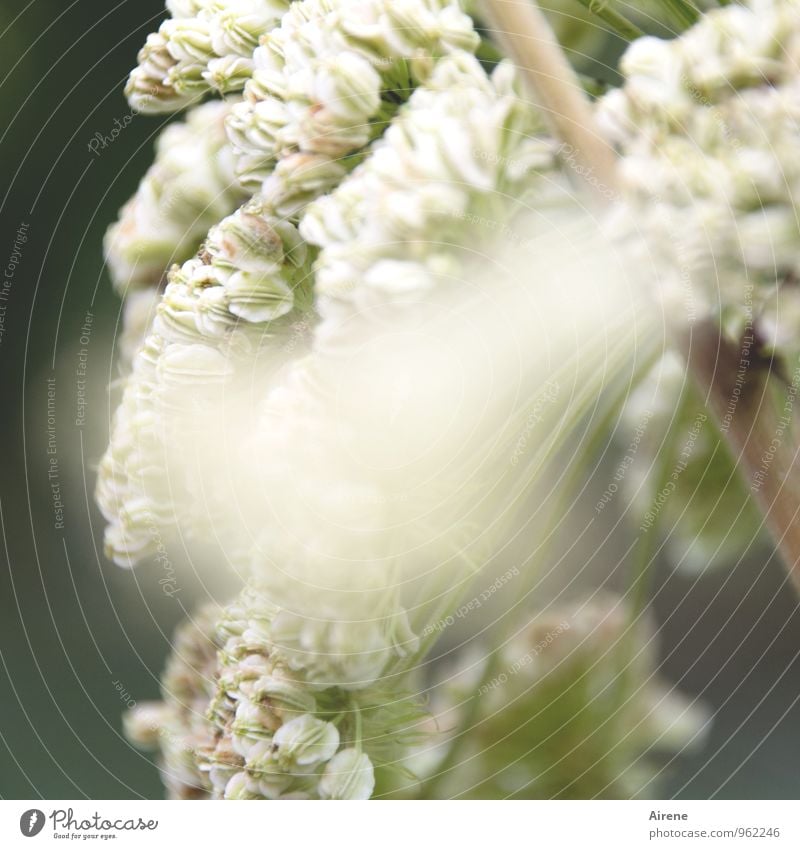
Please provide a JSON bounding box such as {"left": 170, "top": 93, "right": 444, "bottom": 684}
{"left": 618, "top": 353, "right": 767, "bottom": 574}
{"left": 598, "top": 0, "right": 800, "bottom": 362}
{"left": 425, "top": 595, "right": 708, "bottom": 798}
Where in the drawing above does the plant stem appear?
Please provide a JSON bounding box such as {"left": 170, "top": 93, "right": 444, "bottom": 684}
{"left": 659, "top": 0, "right": 700, "bottom": 29}
{"left": 683, "top": 322, "right": 800, "bottom": 592}
{"left": 573, "top": 0, "right": 645, "bottom": 41}
{"left": 481, "top": 0, "right": 621, "bottom": 198}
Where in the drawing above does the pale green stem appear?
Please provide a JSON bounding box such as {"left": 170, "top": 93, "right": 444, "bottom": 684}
{"left": 481, "top": 0, "right": 621, "bottom": 198}
{"left": 574, "top": 0, "right": 645, "bottom": 41}
{"left": 659, "top": 0, "right": 700, "bottom": 29}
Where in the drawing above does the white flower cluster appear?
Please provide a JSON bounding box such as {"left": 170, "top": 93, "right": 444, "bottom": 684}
{"left": 101, "top": 20, "right": 522, "bottom": 570}
{"left": 301, "top": 52, "right": 565, "bottom": 332}
{"left": 127, "top": 588, "right": 425, "bottom": 799}
{"left": 126, "top": 0, "right": 292, "bottom": 113}
{"left": 226, "top": 0, "right": 479, "bottom": 202}
{"left": 104, "top": 101, "right": 246, "bottom": 294}
{"left": 598, "top": 0, "right": 800, "bottom": 350}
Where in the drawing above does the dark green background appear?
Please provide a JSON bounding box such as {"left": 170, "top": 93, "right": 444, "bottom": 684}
{"left": 1, "top": 0, "right": 799, "bottom": 800}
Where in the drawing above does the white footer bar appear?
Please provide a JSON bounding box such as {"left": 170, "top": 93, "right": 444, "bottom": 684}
{"left": 2, "top": 800, "right": 796, "bottom": 848}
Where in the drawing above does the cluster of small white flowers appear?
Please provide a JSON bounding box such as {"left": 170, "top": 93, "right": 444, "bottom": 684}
{"left": 597, "top": 0, "right": 800, "bottom": 351}
{"left": 104, "top": 101, "right": 246, "bottom": 295}
{"left": 300, "top": 53, "right": 565, "bottom": 333}
{"left": 99, "top": 9, "right": 488, "bottom": 569}
{"left": 225, "top": 0, "right": 479, "bottom": 205}
{"left": 201, "top": 587, "right": 385, "bottom": 799}
{"left": 126, "top": 0, "right": 292, "bottom": 113}
{"left": 127, "top": 588, "right": 424, "bottom": 799}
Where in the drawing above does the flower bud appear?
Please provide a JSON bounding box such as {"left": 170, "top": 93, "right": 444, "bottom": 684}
{"left": 207, "top": 212, "right": 285, "bottom": 272}
{"left": 255, "top": 675, "right": 318, "bottom": 718}
{"left": 204, "top": 54, "right": 255, "bottom": 92}
{"left": 223, "top": 771, "right": 261, "bottom": 799}
{"left": 312, "top": 52, "right": 381, "bottom": 123}
{"left": 163, "top": 17, "right": 214, "bottom": 64}
{"left": 123, "top": 702, "right": 169, "bottom": 748}
{"left": 233, "top": 697, "right": 282, "bottom": 739}
{"left": 272, "top": 714, "right": 340, "bottom": 768}
{"left": 125, "top": 32, "right": 192, "bottom": 114}
{"left": 318, "top": 749, "right": 375, "bottom": 800}
{"left": 209, "top": 0, "right": 289, "bottom": 58}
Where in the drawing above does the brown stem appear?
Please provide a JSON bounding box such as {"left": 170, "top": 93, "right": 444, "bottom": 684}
{"left": 683, "top": 321, "right": 800, "bottom": 591}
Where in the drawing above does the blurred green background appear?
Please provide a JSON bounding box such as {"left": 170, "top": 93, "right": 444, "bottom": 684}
{"left": 1, "top": 0, "right": 799, "bottom": 800}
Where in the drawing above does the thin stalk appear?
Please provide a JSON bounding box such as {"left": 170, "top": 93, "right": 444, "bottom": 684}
{"left": 684, "top": 322, "right": 800, "bottom": 592}
{"left": 659, "top": 0, "right": 700, "bottom": 29}
{"left": 481, "top": 0, "right": 621, "bottom": 198}
{"left": 573, "top": 0, "right": 645, "bottom": 41}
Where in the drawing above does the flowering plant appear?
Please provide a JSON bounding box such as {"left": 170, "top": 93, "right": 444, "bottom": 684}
{"left": 99, "top": 0, "right": 800, "bottom": 799}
